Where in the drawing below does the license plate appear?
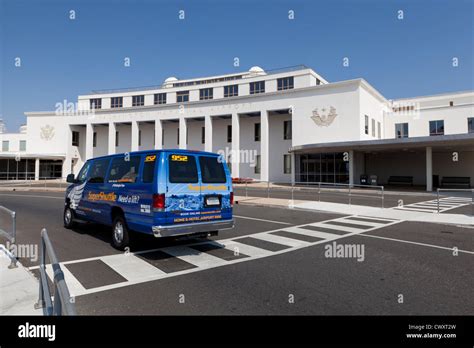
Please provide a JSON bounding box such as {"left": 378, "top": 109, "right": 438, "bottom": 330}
{"left": 206, "top": 196, "right": 220, "bottom": 206}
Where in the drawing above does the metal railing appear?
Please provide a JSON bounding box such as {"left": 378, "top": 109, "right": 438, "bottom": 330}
{"left": 436, "top": 188, "right": 474, "bottom": 214}
{"left": 34, "top": 228, "right": 76, "bottom": 316}
{"left": 0, "top": 176, "right": 67, "bottom": 189}
{"left": 237, "top": 180, "right": 385, "bottom": 208}
{"left": 0, "top": 205, "right": 17, "bottom": 268}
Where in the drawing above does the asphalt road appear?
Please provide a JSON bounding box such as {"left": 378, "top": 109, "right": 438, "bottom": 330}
{"left": 0, "top": 191, "right": 473, "bottom": 315}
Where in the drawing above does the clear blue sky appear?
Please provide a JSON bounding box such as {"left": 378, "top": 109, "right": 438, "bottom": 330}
{"left": 1, "top": 0, "right": 473, "bottom": 131}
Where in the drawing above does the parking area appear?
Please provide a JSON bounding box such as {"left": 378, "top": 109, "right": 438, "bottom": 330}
{"left": 0, "top": 191, "right": 473, "bottom": 315}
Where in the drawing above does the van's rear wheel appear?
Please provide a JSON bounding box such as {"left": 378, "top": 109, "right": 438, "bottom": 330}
{"left": 112, "top": 215, "right": 130, "bottom": 250}
{"left": 63, "top": 205, "right": 76, "bottom": 229}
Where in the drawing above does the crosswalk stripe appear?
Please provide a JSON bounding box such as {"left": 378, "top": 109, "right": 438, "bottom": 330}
{"left": 160, "top": 245, "right": 228, "bottom": 268}
{"left": 251, "top": 232, "right": 310, "bottom": 248}
{"left": 221, "top": 240, "right": 273, "bottom": 258}
{"left": 341, "top": 218, "right": 387, "bottom": 228}
{"left": 311, "top": 222, "right": 364, "bottom": 233}
{"left": 101, "top": 254, "right": 166, "bottom": 282}
{"left": 282, "top": 226, "right": 341, "bottom": 240}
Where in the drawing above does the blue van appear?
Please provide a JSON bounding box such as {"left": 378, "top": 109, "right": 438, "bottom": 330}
{"left": 64, "top": 150, "right": 234, "bottom": 250}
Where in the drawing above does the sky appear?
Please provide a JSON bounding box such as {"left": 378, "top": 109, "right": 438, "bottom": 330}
{"left": 0, "top": 0, "right": 473, "bottom": 131}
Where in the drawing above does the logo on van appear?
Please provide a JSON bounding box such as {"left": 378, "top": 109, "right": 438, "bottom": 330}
{"left": 171, "top": 155, "right": 188, "bottom": 162}
{"left": 311, "top": 106, "right": 337, "bottom": 127}
{"left": 145, "top": 155, "right": 156, "bottom": 162}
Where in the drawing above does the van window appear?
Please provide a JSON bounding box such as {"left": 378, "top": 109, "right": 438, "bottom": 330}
{"left": 88, "top": 158, "right": 110, "bottom": 183}
{"left": 142, "top": 154, "right": 157, "bottom": 183}
{"left": 76, "top": 161, "right": 91, "bottom": 183}
{"left": 199, "top": 156, "right": 226, "bottom": 183}
{"left": 168, "top": 154, "right": 198, "bottom": 183}
{"left": 107, "top": 156, "right": 141, "bottom": 183}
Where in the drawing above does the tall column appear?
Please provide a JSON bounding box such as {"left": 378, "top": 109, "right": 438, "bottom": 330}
{"left": 290, "top": 152, "right": 296, "bottom": 185}
{"left": 204, "top": 115, "right": 213, "bottom": 152}
{"left": 131, "top": 121, "right": 139, "bottom": 152}
{"left": 62, "top": 125, "right": 72, "bottom": 176}
{"left": 179, "top": 117, "right": 187, "bottom": 149}
{"left": 426, "top": 146, "right": 433, "bottom": 192}
{"left": 231, "top": 113, "right": 240, "bottom": 178}
{"left": 154, "top": 119, "right": 163, "bottom": 150}
{"left": 260, "top": 110, "right": 269, "bottom": 182}
{"left": 348, "top": 150, "right": 355, "bottom": 185}
{"left": 85, "top": 123, "right": 94, "bottom": 160}
{"left": 34, "top": 158, "right": 40, "bottom": 181}
{"left": 108, "top": 122, "right": 116, "bottom": 155}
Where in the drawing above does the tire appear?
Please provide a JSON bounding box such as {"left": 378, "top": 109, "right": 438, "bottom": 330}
{"left": 111, "top": 214, "right": 130, "bottom": 250}
{"left": 63, "top": 204, "right": 76, "bottom": 229}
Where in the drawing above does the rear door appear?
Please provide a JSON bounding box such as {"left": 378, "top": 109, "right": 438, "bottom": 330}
{"left": 165, "top": 153, "right": 201, "bottom": 225}
{"left": 198, "top": 154, "right": 232, "bottom": 222}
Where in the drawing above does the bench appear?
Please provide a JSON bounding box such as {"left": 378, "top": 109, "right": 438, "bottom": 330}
{"left": 388, "top": 176, "right": 413, "bottom": 186}
{"left": 441, "top": 176, "right": 470, "bottom": 188}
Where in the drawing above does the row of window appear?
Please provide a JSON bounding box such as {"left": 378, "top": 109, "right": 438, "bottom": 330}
{"left": 2, "top": 140, "right": 26, "bottom": 152}
{"left": 364, "top": 115, "right": 382, "bottom": 139}
{"left": 395, "top": 118, "right": 474, "bottom": 138}
{"left": 90, "top": 77, "right": 295, "bottom": 109}
{"left": 251, "top": 154, "right": 292, "bottom": 175}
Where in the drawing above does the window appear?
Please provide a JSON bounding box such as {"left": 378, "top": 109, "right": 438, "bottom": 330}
{"left": 154, "top": 93, "right": 166, "bottom": 105}
{"left": 93, "top": 132, "right": 97, "bottom": 147}
{"left": 395, "top": 123, "right": 409, "bottom": 138}
{"left": 199, "top": 156, "right": 226, "bottom": 183}
{"left": 254, "top": 123, "right": 261, "bottom": 141}
{"left": 142, "top": 155, "right": 156, "bottom": 183}
{"left": 449, "top": 101, "right": 454, "bottom": 107}
{"left": 168, "top": 154, "right": 198, "bottom": 183}
{"left": 107, "top": 156, "right": 141, "bottom": 183}
{"left": 132, "top": 95, "right": 144, "bottom": 107}
{"left": 283, "top": 154, "right": 291, "bottom": 174}
{"left": 468, "top": 117, "right": 474, "bottom": 133}
{"left": 284, "top": 120, "right": 292, "bottom": 140}
{"left": 176, "top": 91, "right": 189, "bottom": 103}
{"left": 277, "top": 77, "right": 294, "bottom": 91}
{"left": 250, "top": 81, "right": 265, "bottom": 94}
{"left": 115, "top": 131, "right": 119, "bottom": 147}
{"left": 138, "top": 130, "right": 142, "bottom": 146}
{"left": 88, "top": 158, "right": 110, "bottom": 183}
{"left": 199, "top": 88, "right": 213, "bottom": 100}
{"left": 77, "top": 161, "right": 92, "bottom": 183}
{"left": 377, "top": 122, "right": 381, "bottom": 139}
{"left": 90, "top": 98, "right": 102, "bottom": 110}
{"left": 227, "top": 125, "right": 232, "bottom": 142}
{"left": 429, "top": 120, "right": 444, "bottom": 136}
{"left": 224, "top": 85, "right": 238, "bottom": 97}
{"left": 72, "top": 131, "right": 80, "bottom": 146}
{"left": 19, "top": 140, "right": 26, "bottom": 151}
{"left": 201, "top": 127, "right": 205, "bottom": 144}
{"left": 177, "top": 128, "right": 180, "bottom": 144}
{"left": 364, "top": 115, "right": 369, "bottom": 135}
{"left": 316, "top": 78, "right": 321, "bottom": 85}
{"left": 371, "top": 119, "right": 375, "bottom": 137}
{"left": 2, "top": 141, "right": 9, "bottom": 152}
{"left": 254, "top": 155, "right": 261, "bottom": 174}
{"left": 111, "top": 97, "right": 123, "bottom": 108}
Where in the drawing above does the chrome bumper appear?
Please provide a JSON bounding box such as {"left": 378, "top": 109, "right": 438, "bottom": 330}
{"left": 152, "top": 219, "right": 234, "bottom": 238}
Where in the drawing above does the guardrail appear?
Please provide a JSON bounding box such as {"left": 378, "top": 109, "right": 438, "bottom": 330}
{"left": 238, "top": 180, "right": 385, "bottom": 208}
{"left": 0, "top": 205, "right": 17, "bottom": 268}
{"left": 436, "top": 188, "right": 474, "bottom": 214}
{"left": 34, "top": 228, "right": 76, "bottom": 316}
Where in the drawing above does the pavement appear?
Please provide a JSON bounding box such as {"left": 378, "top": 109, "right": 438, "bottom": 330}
{"left": 0, "top": 190, "right": 473, "bottom": 315}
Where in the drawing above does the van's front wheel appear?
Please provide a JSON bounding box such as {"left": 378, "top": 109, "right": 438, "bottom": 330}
{"left": 63, "top": 205, "right": 76, "bottom": 229}
{"left": 112, "top": 215, "right": 130, "bottom": 250}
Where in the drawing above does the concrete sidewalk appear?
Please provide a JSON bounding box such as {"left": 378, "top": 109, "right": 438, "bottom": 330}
{"left": 236, "top": 195, "right": 474, "bottom": 226}
{"left": 0, "top": 246, "right": 42, "bottom": 315}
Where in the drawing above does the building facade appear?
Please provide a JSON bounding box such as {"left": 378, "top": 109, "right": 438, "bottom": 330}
{"left": 0, "top": 65, "right": 473, "bottom": 190}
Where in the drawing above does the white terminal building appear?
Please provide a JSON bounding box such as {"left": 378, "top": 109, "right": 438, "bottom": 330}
{"left": 0, "top": 65, "right": 473, "bottom": 191}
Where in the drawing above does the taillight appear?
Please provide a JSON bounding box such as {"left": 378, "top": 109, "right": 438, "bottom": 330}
{"left": 152, "top": 193, "right": 165, "bottom": 211}
{"left": 230, "top": 192, "right": 234, "bottom": 207}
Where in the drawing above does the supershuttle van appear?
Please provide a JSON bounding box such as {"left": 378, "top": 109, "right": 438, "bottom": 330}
{"left": 64, "top": 150, "right": 234, "bottom": 250}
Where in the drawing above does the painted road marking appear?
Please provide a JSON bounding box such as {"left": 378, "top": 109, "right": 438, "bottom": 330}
{"left": 234, "top": 215, "right": 292, "bottom": 225}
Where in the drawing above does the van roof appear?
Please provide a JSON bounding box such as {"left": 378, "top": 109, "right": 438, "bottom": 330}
{"left": 88, "top": 149, "right": 220, "bottom": 161}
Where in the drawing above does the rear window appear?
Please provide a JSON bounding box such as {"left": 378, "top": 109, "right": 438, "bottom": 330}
{"left": 107, "top": 156, "right": 141, "bottom": 183}
{"left": 142, "top": 154, "right": 157, "bottom": 183}
{"left": 199, "top": 156, "right": 227, "bottom": 183}
{"left": 168, "top": 154, "right": 198, "bottom": 183}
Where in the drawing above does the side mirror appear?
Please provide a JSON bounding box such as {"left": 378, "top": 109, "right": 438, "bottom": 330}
{"left": 66, "top": 174, "right": 76, "bottom": 183}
